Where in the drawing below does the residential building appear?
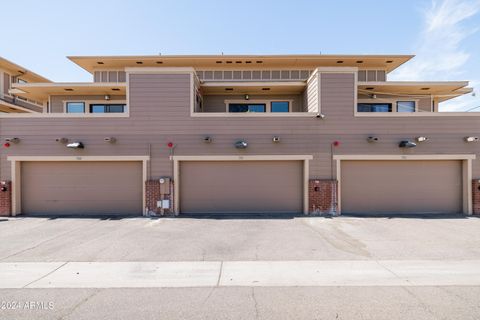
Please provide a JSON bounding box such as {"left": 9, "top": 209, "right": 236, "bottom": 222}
{"left": 0, "top": 54, "right": 478, "bottom": 217}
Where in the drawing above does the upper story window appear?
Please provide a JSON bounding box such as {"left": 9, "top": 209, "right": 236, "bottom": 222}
{"left": 66, "top": 102, "right": 85, "bottom": 113}
{"left": 271, "top": 101, "right": 289, "bottom": 112}
{"left": 357, "top": 103, "right": 392, "bottom": 113}
{"left": 90, "top": 104, "right": 126, "bottom": 113}
{"left": 229, "top": 103, "right": 266, "bottom": 113}
{"left": 397, "top": 101, "right": 416, "bottom": 112}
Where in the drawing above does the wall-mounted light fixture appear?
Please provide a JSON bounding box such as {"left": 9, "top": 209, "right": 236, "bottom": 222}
{"left": 55, "top": 137, "right": 68, "bottom": 144}
{"left": 235, "top": 140, "right": 248, "bottom": 149}
{"left": 465, "top": 136, "right": 479, "bottom": 142}
{"left": 416, "top": 136, "right": 429, "bottom": 142}
{"left": 367, "top": 136, "right": 379, "bottom": 143}
{"left": 104, "top": 95, "right": 111, "bottom": 101}
{"left": 244, "top": 94, "right": 249, "bottom": 100}
{"left": 399, "top": 140, "right": 416, "bottom": 148}
{"left": 203, "top": 136, "right": 213, "bottom": 143}
{"left": 104, "top": 137, "right": 116, "bottom": 143}
{"left": 371, "top": 94, "right": 377, "bottom": 99}
{"left": 4, "top": 137, "right": 20, "bottom": 144}
{"left": 272, "top": 136, "right": 280, "bottom": 143}
{"left": 67, "top": 142, "right": 84, "bottom": 149}
{"left": 316, "top": 113, "right": 325, "bottom": 119}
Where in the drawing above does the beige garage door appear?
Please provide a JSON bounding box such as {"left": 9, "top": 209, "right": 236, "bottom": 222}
{"left": 180, "top": 161, "right": 303, "bottom": 214}
{"left": 21, "top": 161, "right": 143, "bottom": 215}
{"left": 341, "top": 160, "right": 463, "bottom": 214}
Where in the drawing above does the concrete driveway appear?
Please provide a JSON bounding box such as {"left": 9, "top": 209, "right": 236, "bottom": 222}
{"left": 1, "top": 215, "right": 480, "bottom": 262}
{"left": 1, "top": 215, "right": 480, "bottom": 320}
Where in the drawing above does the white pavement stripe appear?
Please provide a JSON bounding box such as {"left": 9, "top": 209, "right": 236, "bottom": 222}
{"left": 1, "top": 260, "right": 480, "bottom": 289}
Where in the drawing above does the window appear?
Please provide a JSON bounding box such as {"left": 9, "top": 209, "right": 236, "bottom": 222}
{"left": 17, "top": 79, "right": 27, "bottom": 84}
{"left": 357, "top": 103, "right": 392, "bottom": 113}
{"left": 89, "top": 104, "right": 125, "bottom": 113}
{"left": 66, "top": 102, "right": 85, "bottom": 113}
{"left": 228, "top": 103, "right": 266, "bottom": 113}
{"left": 271, "top": 101, "right": 289, "bottom": 112}
{"left": 397, "top": 101, "right": 416, "bottom": 113}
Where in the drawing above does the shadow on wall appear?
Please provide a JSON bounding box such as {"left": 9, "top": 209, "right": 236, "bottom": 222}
{"left": 340, "top": 213, "right": 472, "bottom": 219}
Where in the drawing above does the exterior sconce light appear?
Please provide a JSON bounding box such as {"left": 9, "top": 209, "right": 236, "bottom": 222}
{"left": 55, "top": 137, "right": 69, "bottom": 144}
{"left": 316, "top": 113, "right": 325, "bottom": 119}
{"left": 67, "top": 142, "right": 84, "bottom": 149}
{"left": 465, "top": 136, "right": 479, "bottom": 142}
{"left": 399, "top": 140, "right": 416, "bottom": 148}
{"left": 416, "top": 136, "right": 429, "bottom": 142}
{"left": 272, "top": 136, "right": 280, "bottom": 143}
{"left": 244, "top": 94, "right": 249, "bottom": 100}
{"left": 104, "top": 137, "right": 116, "bottom": 143}
{"left": 0, "top": 182, "right": 8, "bottom": 192}
{"left": 104, "top": 95, "right": 111, "bottom": 101}
{"left": 5, "top": 137, "right": 20, "bottom": 144}
{"left": 371, "top": 94, "right": 377, "bottom": 99}
{"left": 203, "top": 136, "right": 213, "bottom": 143}
{"left": 367, "top": 136, "right": 379, "bottom": 143}
{"left": 235, "top": 140, "right": 248, "bottom": 149}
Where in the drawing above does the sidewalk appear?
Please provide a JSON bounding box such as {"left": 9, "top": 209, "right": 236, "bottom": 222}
{"left": 2, "top": 260, "right": 480, "bottom": 288}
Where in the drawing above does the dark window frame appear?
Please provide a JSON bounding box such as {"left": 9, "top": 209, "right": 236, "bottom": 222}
{"left": 66, "top": 102, "right": 86, "bottom": 113}
{"left": 89, "top": 104, "right": 126, "bottom": 113}
{"left": 270, "top": 101, "right": 290, "bottom": 113}
{"left": 357, "top": 103, "right": 392, "bottom": 113}
{"left": 396, "top": 101, "right": 416, "bottom": 113}
{"left": 228, "top": 103, "right": 266, "bottom": 113}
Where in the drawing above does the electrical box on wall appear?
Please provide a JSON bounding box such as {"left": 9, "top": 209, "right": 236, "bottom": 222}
{"left": 159, "top": 177, "right": 171, "bottom": 194}
{"left": 156, "top": 200, "right": 170, "bottom": 209}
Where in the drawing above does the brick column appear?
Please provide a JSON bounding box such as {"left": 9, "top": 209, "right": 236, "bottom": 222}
{"left": 0, "top": 181, "right": 12, "bottom": 217}
{"left": 473, "top": 179, "right": 480, "bottom": 216}
{"left": 145, "top": 179, "right": 174, "bottom": 216}
{"left": 309, "top": 179, "right": 338, "bottom": 215}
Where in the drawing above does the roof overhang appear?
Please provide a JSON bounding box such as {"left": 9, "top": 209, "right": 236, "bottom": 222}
{"left": 68, "top": 54, "right": 414, "bottom": 74}
{"left": 200, "top": 81, "right": 306, "bottom": 95}
{"left": 358, "top": 81, "right": 471, "bottom": 102}
{"left": 0, "top": 57, "right": 51, "bottom": 83}
{"left": 11, "top": 82, "right": 127, "bottom": 101}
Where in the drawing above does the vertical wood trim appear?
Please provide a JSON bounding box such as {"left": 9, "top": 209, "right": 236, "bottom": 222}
{"left": 336, "top": 159, "right": 341, "bottom": 214}
{"left": 303, "top": 159, "right": 309, "bottom": 214}
{"left": 173, "top": 158, "right": 180, "bottom": 215}
{"left": 11, "top": 161, "right": 20, "bottom": 216}
{"left": 142, "top": 159, "right": 148, "bottom": 215}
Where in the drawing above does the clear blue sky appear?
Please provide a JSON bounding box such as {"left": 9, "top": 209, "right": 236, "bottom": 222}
{"left": 1, "top": 0, "right": 479, "bottom": 110}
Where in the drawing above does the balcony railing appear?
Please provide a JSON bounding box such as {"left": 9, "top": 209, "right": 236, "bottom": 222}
{"left": 0, "top": 94, "right": 44, "bottom": 112}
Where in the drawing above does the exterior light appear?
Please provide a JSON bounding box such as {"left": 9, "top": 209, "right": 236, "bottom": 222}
{"left": 371, "top": 94, "right": 377, "bottom": 99}
{"left": 203, "top": 136, "right": 212, "bottom": 143}
{"left": 272, "top": 136, "right": 280, "bottom": 143}
{"left": 399, "top": 140, "right": 416, "bottom": 148}
{"left": 5, "top": 137, "right": 20, "bottom": 143}
{"left": 244, "top": 94, "right": 249, "bottom": 100}
{"left": 416, "top": 136, "right": 429, "bottom": 142}
{"left": 104, "top": 137, "right": 116, "bottom": 143}
{"left": 465, "top": 136, "right": 479, "bottom": 142}
{"left": 105, "top": 95, "right": 111, "bottom": 100}
{"left": 367, "top": 136, "right": 379, "bottom": 143}
{"left": 55, "top": 137, "right": 68, "bottom": 143}
{"left": 235, "top": 140, "right": 248, "bottom": 149}
{"left": 67, "top": 142, "right": 84, "bottom": 149}
{"left": 316, "top": 113, "right": 325, "bottom": 119}
{"left": 167, "top": 142, "right": 174, "bottom": 148}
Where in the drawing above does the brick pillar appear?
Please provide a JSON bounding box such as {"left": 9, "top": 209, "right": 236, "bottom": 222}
{"left": 473, "top": 180, "right": 480, "bottom": 215}
{"left": 0, "top": 181, "right": 12, "bottom": 217}
{"left": 145, "top": 179, "right": 174, "bottom": 216}
{"left": 309, "top": 179, "right": 338, "bottom": 215}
